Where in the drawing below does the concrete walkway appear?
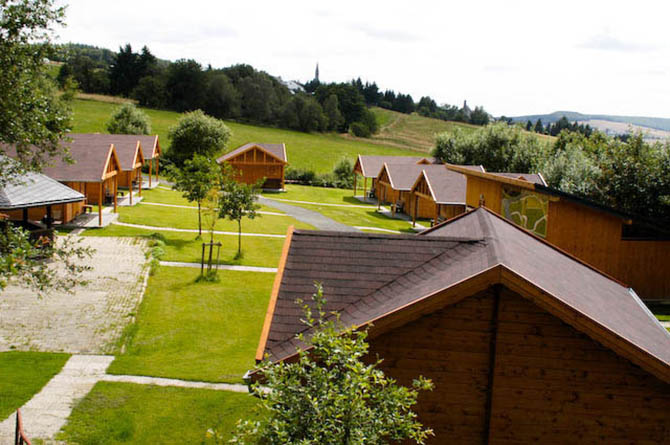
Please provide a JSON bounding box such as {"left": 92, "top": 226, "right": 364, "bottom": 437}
{"left": 263, "top": 196, "right": 372, "bottom": 209}
{"left": 112, "top": 221, "right": 286, "bottom": 238}
{"left": 160, "top": 261, "right": 277, "bottom": 273}
{"left": 0, "top": 355, "right": 115, "bottom": 443}
{"left": 100, "top": 374, "right": 249, "bottom": 393}
{"left": 259, "top": 197, "right": 359, "bottom": 232}
{"left": 141, "top": 201, "right": 286, "bottom": 216}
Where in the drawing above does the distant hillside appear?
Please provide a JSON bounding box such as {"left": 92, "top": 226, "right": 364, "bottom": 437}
{"left": 510, "top": 111, "right": 670, "bottom": 133}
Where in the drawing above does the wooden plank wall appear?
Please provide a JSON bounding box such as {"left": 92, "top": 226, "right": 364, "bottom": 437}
{"left": 369, "top": 289, "right": 496, "bottom": 444}
{"left": 490, "top": 288, "right": 670, "bottom": 444}
{"left": 227, "top": 148, "right": 284, "bottom": 187}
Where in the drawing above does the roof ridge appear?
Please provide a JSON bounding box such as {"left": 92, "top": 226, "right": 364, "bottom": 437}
{"left": 291, "top": 229, "right": 481, "bottom": 242}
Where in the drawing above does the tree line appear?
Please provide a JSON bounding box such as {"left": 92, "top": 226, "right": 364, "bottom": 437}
{"left": 432, "top": 123, "right": 670, "bottom": 222}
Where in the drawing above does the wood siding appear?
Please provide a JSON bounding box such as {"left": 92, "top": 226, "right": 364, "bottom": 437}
{"left": 225, "top": 147, "right": 285, "bottom": 189}
{"left": 367, "top": 286, "right": 670, "bottom": 443}
{"left": 464, "top": 177, "right": 670, "bottom": 300}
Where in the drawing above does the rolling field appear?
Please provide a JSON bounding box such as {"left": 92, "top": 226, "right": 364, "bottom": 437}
{"left": 71, "top": 98, "right": 425, "bottom": 174}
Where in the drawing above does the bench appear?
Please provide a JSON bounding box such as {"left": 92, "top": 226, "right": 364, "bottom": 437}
{"left": 83, "top": 204, "right": 94, "bottom": 214}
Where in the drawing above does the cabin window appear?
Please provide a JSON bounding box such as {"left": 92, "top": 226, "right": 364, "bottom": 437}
{"left": 501, "top": 186, "right": 549, "bottom": 238}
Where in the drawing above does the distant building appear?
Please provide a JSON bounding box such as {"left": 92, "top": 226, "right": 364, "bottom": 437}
{"left": 461, "top": 100, "right": 472, "bottom": 119}
{"left": 315, "top": 63, "right": 319, "bottom": 82}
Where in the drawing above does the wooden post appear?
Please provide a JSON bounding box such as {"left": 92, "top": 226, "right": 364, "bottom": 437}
{"left": 364, "top": 177, "right": 367, "bottom": 200}
{"left": 129, "top": 172, "right": 133, "bottom": 205}
{"left": 149, "top": 159, "right": 152, "bottom": 188}
{"left": 46, "top": 205, "right": 53, "bottom": 229}
{"left": 155, "top": 157, "right": 159, "bottom": 182}
{"left": 138, "top": 167, "right": 142, "bottom": 197}
{"left": 483, "top": 285, "right": 502, "bottom": 444}
{"left": 413, "top": 194, "right": 418, "bottom": 227}
{"left": 113, "top": 176, "right": 118, "bottom": 213}
{"left": 353, "top": 174, "right": 357, "bottom": 197}
{"left": 22, "top": 208, "right": 28, "bottom": 222}
{"left": 433, "top": 203, "right": 439, "bottom": 227}
{"left": 98, "top": 182, "right": 103, "bottom": 226}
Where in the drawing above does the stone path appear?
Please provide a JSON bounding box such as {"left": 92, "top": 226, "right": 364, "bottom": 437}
{"left": 0, "top": 355, "right": 115, "bottom": 443}
{"left": 354, "top": 226, "right": 403, "bottom": 233}
{"left": 160, "top": 261, "right": 277, "bottom": 273}
{"left": 263, "top": 196, "right": 372, "bottom": 209}
{"left": 0, "top": 237, "right": 149, "bottom": 353}
{"left": 141, "top": 201, "right": 286, "bottom": 216}
{"left": 113, "top": 221, "right": 286, "bottom": 238}
{"left": 259, "top": 197, "right": 359, "bottom": 232}
{"left": 100, "top": 374, "right": 249, "bottom": 393}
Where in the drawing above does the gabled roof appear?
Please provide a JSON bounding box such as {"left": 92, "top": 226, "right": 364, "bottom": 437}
{"left": 489, "top": 171, "right": 547, "bottom": 186}
{"left": 257, "top": 208, "right": 670, "bottom": 383}
{"left": 101, "top": 135, "right": 145, "bottom": 171}
{"left": 0, "top": 162, "right": 85, "bottom": 210}
{"left": 217, "top": 143, "right": 287, "bottom": 164}
{"left": 136, "top": 135, "right": 160, "bottom": 159}
{"left": 355, "top": 155, "right": 436, "bottom": 178}
{"left": 378, "top": 163, "right": 427, "bottom": 190}
{"left": 411, "top": 165, "right": 483, "bottom": 204}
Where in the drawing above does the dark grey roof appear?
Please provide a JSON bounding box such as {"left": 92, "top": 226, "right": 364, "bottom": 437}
{"left": 0, "top": 169, "right": 85, "bottom": 210}
{"left": 356, "top": 155, "right": 436, "bottom": 178}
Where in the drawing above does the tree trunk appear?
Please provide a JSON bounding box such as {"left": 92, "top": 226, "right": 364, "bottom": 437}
{"left": 237, "top": 219, "right": 242, "bottom": 258}
{"left": 198, "top": 201, "right": 202, "bottom": 236}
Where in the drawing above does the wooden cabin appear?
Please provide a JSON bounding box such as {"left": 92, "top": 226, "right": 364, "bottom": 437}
{"left": 254, "top": 209, "right": 670, "bottom": 443}
{"left": 137, "top": 135, "right": 161, "bottom": 187}
{"left": 0, "top": 165, "right": 85, "bottom": 230}
{"left": 353, "top": 155, "right": 434, "bottom": 198}
{"left": 105, "top": 135, "right": 145, "bottom": 205}
{"left": 41, "top": 134, "right": 122, "bottom": 226}
{"left": 448, "top": 165, "right": 670, "bottom": 301}
{"left": 217, "top": 143, "right": 287, "bottom": 190}
{"left": 408, "top": 164, "right": 485, "bottom": 225}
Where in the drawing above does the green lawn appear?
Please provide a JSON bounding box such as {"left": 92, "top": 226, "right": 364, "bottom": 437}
{"left": 142, "top": 187, "right": 282, "bottom": 213}
{"left": 83, "top": 224, "right": 284, "bottom": 268}
{"left": 0, "top": 351, "right": 70, "bottom": 420}
{"left": 108, "top": 267, "right": 273, "bottom": 383}
{"left": 116, "top": 201, "right": 312, "bottom": 234}
{"left": 72, "top": 98, "right": 425, "bottom": 174}
{"left": 263, "top": 184, "right": 360, "bottom": 205}
{"left": 58, "top": 382, "right": 259, "bottom": 445}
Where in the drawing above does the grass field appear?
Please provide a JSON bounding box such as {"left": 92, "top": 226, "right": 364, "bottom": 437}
{"left": 0, "top": 351, "right": 70, "bottom": 420}
{"left": 107, "top": 267, "right": 273, "bottom": 383}
{"left": 263, "top": 184, "right": 360, "bottom": 205}
{"left": 58, "top": 382, "right": 259, "bottom": 444}
{"left": 72, "top": 98, "right": 425, "bottom": 174}
{"left": 143, "top": 187, "right": 283, "bottom": 213}
{"left": 83, "top": 224, "right": 285, "bottom": 268}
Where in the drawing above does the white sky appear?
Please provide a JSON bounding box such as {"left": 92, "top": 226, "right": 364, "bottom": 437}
{"left": 55, "top": 0, "right": 670, "bottom": 118}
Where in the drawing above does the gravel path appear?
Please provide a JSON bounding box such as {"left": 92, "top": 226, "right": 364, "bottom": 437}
{"left": 259, "top": 197, "right": 359, "bottom": 232}
{"left": 160, "top": 261, "right": 277, "bottom": 273}
{"left": 113, "top": 221, "right": 286, "bottom": 238}
{"left": 0, "top": 355, "right": 115, "bottom": 443}
{"left": 0, "top": 237, "right": 149, "bottom": 354}
{"left": 263, "top": 197, "right": 372, "bottom": 208}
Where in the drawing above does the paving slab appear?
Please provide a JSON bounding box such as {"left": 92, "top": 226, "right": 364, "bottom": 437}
{"left": 160, "top": 261, "right": 277, "bottom": 273}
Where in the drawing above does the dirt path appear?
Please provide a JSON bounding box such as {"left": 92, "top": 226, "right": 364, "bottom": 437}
{"left": 0, "top": 237, "right": 149, "bottom": 354}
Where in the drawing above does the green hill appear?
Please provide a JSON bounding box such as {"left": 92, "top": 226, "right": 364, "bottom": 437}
{"left": 71, "top": 98, "right": 424, "bottom": 174}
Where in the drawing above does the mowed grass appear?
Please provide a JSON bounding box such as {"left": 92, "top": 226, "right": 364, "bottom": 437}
{"left": 71, "top": 98, "right": 426, "bottom": 174}
{"left": 108, "top": 267, "right": 273, "bottom": 383}
{"left": 58, "top": 382, "right": 259, "bottom": 445}
{"left": 143, "top": 187, "right": 281, "bottom": 213}
{"left": 0, "top": 351, "right": 70, "bottom": 420}
{"left": 263, "top": 184, "right": 360, "bottom": 205}
{"left": 116, "top": 201, "right": 312, "bottom": 234}
{"left": 83, "top": 224, "right": 284, "bottom": 268}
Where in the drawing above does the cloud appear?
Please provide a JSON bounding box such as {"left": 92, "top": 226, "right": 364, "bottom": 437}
{"left": 348, "top": 23, "right": 420, "bottom": 43}
{"left": 577, "top": 33, "right": 656, "bottom": 52}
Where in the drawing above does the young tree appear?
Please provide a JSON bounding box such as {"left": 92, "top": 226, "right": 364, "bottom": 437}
{"left": 167, "top": 110, "right": 231, "bottom": 167}
{"left": 167, "top": 154, "right": 220, "bottom": 237}
{"left": 217, "top": 165, "right": 261, "bottom": 259}
{"left": 106, "top": 103, "right": 152, "bottom": 135}
{"left": 228, "top": 286, "right": 434, "bottom": 445}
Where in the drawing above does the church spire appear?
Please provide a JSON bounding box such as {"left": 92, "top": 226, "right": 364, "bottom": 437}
{"left": 315, "top": 63, "right": 319, "bottom": 82}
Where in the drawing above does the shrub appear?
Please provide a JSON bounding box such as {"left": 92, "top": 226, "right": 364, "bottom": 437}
{"left": 166, "top": 110, "right": 231, "bottom": 167}
{"left": 106, "top": 103, "right": 152, "bottom": 135}
{"left": 350, "top": 121, "right": 371, "bottom": 138}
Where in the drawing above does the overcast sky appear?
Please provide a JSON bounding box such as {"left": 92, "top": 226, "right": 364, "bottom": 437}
{"left": 55, "top": 0, "right": 670, "bottom": 118}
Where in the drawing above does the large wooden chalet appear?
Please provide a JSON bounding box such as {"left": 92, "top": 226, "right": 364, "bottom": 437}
{"left": 255, "top": 209, "right": 670, "bottom": 443}
{"left": 217, "top": 143, "right": 287, "bottom": 190}
{"left": 448, "top": 165, "right": 670, "bottom": 301}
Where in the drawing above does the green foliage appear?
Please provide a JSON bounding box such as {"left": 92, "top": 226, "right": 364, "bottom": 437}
{"left": 106, "top": 103, "right": 152, "bottom": 134}
{"left": 166, "top": 109, "right": 231, "bottom": 167}
{"left": 218, "top": 165, "right": 262, "bottom": 258}
{"left": 166, "top": 59, "right": 207, "bottom": 112}
{"left": 323, "top": 94, "right": 344, "bottom": 131}
{"left": 166, "top": 154, "right": 220, "bottom": 235}
{"left": 333, "top": 157, "right": 354, "bottom": 188}
{"left": 205, "top": 73, "right": 241, "bottom": 119}
{"left": 231, "top": 286, "right": 434, "bottom": 445}
{"left": 132, "top": 75, "right": 167, "bottom": 109}
{"left": 433, "top": 122, "right": 545, "bottom": 172}
{"left": 350, "top": 121, "right": 371, "bottom": 138}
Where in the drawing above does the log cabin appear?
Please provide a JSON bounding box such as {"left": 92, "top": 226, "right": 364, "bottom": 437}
{"left": 104, "top": 135, "right": 145, "bottom": 205}
{"left": 217, "top": 143, "right": 287, "bottom": 190}
{"left": 448, "top": 165, "right": 670, "bottom": 301}
{"left": 253, "top": 208, "right": 670, "bottom": 443}
{"left": 0, "top": 162, "right": 85, "bottom": 232}
{"left": 353, "top": 155, "right": 435, "bottom": 198}
{"left": 138, "top": 135, "right": 161, "bottom": 187}
{"left": 407, "top": 164, "right": 485, "bottom": 225}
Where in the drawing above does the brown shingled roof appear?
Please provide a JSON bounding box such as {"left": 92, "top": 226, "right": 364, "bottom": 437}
{"left": 217, "top": 143, "right": 287, "bottom": 164}
{"left": 356, "top": 155, "right": 436, "bottom": 178}
{"left": 98, "top": 135, "right": 145, "bottom": 171}
{"left": 257, "top": 208, "right": 670, "bottom": 383}
{"left": 411, "top": 165, "right": 477, "bottom": 204}
{"left": 489, "top": 171, "right": 547, "bottom": 185}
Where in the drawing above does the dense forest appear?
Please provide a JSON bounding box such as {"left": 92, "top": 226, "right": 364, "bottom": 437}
{"left": 53, "top": 43, "right": 491, "bottom": 136}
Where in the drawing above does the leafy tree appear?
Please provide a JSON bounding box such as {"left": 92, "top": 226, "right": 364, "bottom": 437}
{"left": 469, "top": 106, "right": 490, "bottom": 126}
{"left": 166, "top": 154, "right": 220, "bottom": 236}
{"left": 132, "top": 75, "right": 167, "bottom": 109}
{"left": 166, "top": 110, "right": 231, "bottom": 167}
{"left": 166, "top": 59, "right": 207, "bottom": 112}
{"left": 0, "top": 0, "right": 93, "bottom": 295}
{"left": 204, "top": 73, "right": 241, "bottom": 119}
{"left": 229, "top": 285, "right": 434, "bottom": 445}
{"left": 217, "top": 165, "right": 261, "bottom": 259}
{"left": 106, "top": 103, "right": 152, "bottom": 135}
{"left": 534, "top": 119, "right": 544, "bottom": 134}
{"left": 333, "top": 157, "right": 353, "bottom": 188}
{"left": 323, "top": 94, "right": 344, "bottom": 131}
